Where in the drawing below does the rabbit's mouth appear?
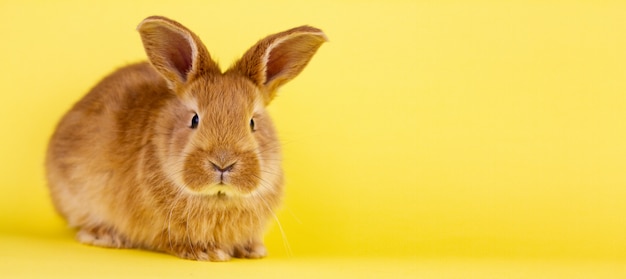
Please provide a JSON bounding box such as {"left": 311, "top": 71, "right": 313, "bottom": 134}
{"left": 196, "top": 184, "right": 242, "bottom": 197}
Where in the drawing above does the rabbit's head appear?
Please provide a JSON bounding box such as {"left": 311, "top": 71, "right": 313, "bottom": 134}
{"left": 137, "top": 16, "right": 327, "bottom": 198}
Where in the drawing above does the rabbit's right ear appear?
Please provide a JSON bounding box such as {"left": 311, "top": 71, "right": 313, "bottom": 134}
{"left": 137, "top": 16, "right": 220, "bottom": 90}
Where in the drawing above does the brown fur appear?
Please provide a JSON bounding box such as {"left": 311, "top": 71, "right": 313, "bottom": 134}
{"left": 45, "top": 16, "right": 326, "bottom": 261}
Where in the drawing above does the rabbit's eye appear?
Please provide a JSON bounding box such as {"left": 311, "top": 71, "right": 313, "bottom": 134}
{"left": 190, "top": 114, "right": 199, "bottom": 129}
{"left": 250, "top": 118, "right": 256, "bottom": 132}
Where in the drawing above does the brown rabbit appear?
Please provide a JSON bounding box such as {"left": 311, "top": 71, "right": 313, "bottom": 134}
{"left": 45, "top": 16, "right": 327, "bottom": 261}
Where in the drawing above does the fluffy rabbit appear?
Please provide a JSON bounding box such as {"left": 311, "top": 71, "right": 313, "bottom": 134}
{"left": 45, "top": 16, "right": 327, "bottom": 261}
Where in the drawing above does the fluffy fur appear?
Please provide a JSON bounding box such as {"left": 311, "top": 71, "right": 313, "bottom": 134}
{"left": 45, "top": 16, "right": 326, "bottom": 261}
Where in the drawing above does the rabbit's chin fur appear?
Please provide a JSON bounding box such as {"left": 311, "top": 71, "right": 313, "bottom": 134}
{"left": 46, "top": 16, "right": 326, "bottom": 261}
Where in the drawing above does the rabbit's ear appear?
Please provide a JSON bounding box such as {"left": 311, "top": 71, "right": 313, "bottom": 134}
{"left": 230, "top": 26, "right": 327, "bottom": 104}
{"left": 137, "top": 16, "right": 220, "bottom": 90}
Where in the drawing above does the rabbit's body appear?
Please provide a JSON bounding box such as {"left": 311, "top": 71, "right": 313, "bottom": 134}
{"left": 45, "top": 17, "right": 326, "bottom": 261}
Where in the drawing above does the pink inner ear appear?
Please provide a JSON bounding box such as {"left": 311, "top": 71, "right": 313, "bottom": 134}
{"left": 265, "top": 46, "right": 290, "bottom": 84}
{"left": 153, "top": 25, "right": 194, "bottom": 81}
{"left": 167, "top": 43, "right": 193, "bottom": 81}
{"left": 264, "top": 35, "right": 318, "bottom": 85}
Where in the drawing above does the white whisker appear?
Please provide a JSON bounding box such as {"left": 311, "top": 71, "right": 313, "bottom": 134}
{"left": 254, "top": 175, "right": 292, "bottom": 257}
{"left": 166, "top": 187, "right": 184, "bottom": 253}
{"left": 185, "top": 198, "right": 197, "bottom": 259}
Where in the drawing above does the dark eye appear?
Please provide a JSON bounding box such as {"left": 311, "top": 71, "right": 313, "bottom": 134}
{"left": 250, "top": 118, "right": 256, "bottom": 132}
{"left": 190, "top": 114, "right": 199, "bottom": 129}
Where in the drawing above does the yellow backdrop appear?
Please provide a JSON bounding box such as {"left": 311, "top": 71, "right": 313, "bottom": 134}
{"left": 2, "top": 0, "right": 626, "bottom": 278}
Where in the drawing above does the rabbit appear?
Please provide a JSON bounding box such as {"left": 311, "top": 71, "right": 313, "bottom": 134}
{"left": 45, "top": 16, "right": 327, "bottom": 261}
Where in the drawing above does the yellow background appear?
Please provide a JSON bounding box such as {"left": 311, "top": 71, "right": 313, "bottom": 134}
{"left": 2, "top": 0, "right": 626, "bottom": 278}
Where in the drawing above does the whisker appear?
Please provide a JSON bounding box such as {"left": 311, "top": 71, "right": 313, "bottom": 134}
{"left": 258, "top": 191, "right": 293, "bottom": 257}
{"left": 185, "top": 198, "right": 197, "bottom": 259}
{"left": 166, "top": 190, "right": 183, "bottom": 253}
{"left": 250, "top": 173, "right": 292, "bottom": 257}
{"left": 284, "top": 206, "right": 303, "bottom": 225}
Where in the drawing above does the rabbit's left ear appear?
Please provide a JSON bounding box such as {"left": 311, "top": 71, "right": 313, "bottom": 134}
{"left": 229, "top": 26, "right": 327, "bottom": 104}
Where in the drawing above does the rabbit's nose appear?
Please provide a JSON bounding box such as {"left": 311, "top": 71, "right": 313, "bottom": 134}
{"left": 211, "top": 161, "right": 236, "bottom": 173}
